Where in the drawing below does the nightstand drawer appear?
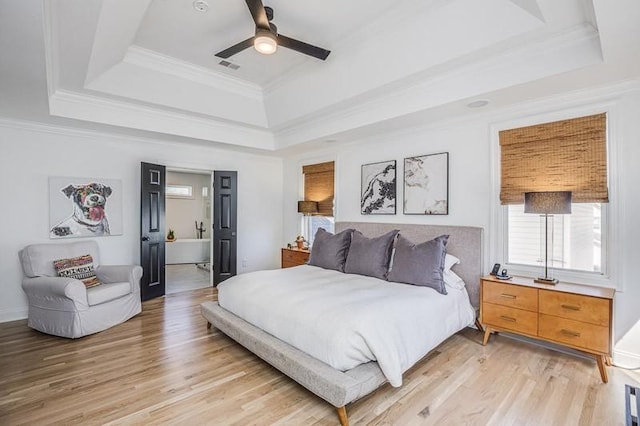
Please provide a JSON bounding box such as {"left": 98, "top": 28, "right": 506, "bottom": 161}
{"left": 482, "top": 281, "right": 538, "bottom": 312}
{"left": 482, "top": 303, "right": 538, "bottom": 336}
{"left": 539, "top": 290, "right": 610, "bottom": 326}
{"left": 538, "top": 314, "right": 610, "bottom": 353}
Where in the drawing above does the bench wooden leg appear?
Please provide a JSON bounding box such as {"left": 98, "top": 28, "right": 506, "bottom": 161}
{"left": 336, "top": 406, "right": 348, "bottom": 426}
{"left": 596, "top": 355, "right": 609, "bottom": 383}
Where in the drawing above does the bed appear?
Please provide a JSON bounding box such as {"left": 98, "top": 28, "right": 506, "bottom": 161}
{"left": 201, "top": 222, "right": 483, "bottom": 425}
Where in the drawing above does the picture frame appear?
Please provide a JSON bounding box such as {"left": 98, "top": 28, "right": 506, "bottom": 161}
{"left": 49, "top": 176, "right": 124, "bottom": 239}
{"left": 361, "top": 160, "right": 396, "bottom": 215}
{"left": 403, "top": 152, "right": 449, "bottom": 215}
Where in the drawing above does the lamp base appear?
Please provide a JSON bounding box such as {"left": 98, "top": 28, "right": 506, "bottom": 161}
{"left": 534, "top": 277, "right": 558, "bottom": 285}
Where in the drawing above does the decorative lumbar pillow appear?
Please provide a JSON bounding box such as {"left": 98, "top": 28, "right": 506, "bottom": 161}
{"left": 344, "top": 230, "right": 399, "bottom": 279}
{"left": 387, "top": 234, "right": 449, "bottom": 294}
{"left": 308, "top": 228, "right": 354, "bottom": 272}
{"left": 53, "top": 254, "right": 101, "bottom": 288}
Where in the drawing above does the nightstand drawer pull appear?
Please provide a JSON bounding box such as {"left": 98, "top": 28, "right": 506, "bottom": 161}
{"left": 500, "top": 315, "right": 517, "bottom": 322}
{"left": 560, "top": 329, "right": 581, "bottom": 337}
{"left": 561, "top": 304, "right": 581, "bottom": 311}
{"left": 500, "top": 293, "right": 517, "bottom": 299}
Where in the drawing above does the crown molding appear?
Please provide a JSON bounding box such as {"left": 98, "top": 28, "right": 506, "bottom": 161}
{"left": 48, "top": 89, "right": 275, "bottom": 150}
{"left": 272, "top": 23, "right": 603, "bottom": 148}
{"left": 42, "top": 0, "right": 58, "bottom": 98}
{"left": 0, "top": 116, "right": 286, "bottom": 165}
{"left": 124, "top": 45, "right": 264, "bottom": 101}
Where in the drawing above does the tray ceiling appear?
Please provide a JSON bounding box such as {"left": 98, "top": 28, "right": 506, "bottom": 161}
{"left": 2, "top": 0, "right": 638, "bottom": 151}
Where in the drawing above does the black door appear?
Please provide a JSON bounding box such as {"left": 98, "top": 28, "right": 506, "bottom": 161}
{"left": 140, "top": 162, "right": 166, "bottom": 301}
{"left": 213, "top": 171, "right": 237, "bottom": 285}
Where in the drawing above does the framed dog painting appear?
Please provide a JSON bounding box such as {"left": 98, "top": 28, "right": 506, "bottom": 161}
{"left": 49, "top": 177, "right": 124, "bottom": 239}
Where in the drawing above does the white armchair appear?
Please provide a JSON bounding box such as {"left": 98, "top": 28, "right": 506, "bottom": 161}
{"left": 19, "top": 240, "right": 142, "bottom": 338}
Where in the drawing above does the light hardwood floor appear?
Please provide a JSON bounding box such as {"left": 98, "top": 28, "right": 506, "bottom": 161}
{"left": 1, "top": 288, "right": 638, "bottom": 425}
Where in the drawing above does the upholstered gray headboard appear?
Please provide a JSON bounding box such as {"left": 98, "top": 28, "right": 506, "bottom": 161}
{"left": 336, "top": 222, "right": 484, "bottom": 309}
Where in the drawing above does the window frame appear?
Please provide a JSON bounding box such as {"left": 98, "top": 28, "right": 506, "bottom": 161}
{"left": 298, "top": 156, "right": 338, "bottom": 245}
{"left": 490, "top": 102, "right": 621, "bottom": 290}
{"left": 501, "top": 203, "right": 610, "bottom": 284}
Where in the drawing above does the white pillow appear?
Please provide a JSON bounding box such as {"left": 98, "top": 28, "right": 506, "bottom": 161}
{"left": 445, "top": 253, "right": 460, "bottom": 272}
{"left": 443, "top": 254, "right": 465, "bottom": 290}
{"left": 444, "top": 268, "right": 466, "bottom": 290}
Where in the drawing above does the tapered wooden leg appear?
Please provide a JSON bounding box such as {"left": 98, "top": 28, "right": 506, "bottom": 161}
{"left": 336, "top": 406, "right": 348, "bottom": 426}
{"left": 483, "top": 327, "right": 492, "bottom": 346}
{"left": 206, "top": 321, "right": 212, "bottom": 330}
{"left": 596, "top": 355, "right": 609, "bottom": 383}
{"left": 605, "top": 355, "right": 612, "bottom": 366}
{"left": 475, "top": 319, "right": 485, "bottom": 333}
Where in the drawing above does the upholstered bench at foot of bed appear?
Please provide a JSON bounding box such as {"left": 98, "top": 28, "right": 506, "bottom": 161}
{"left": 200, "top": 301, "right": 387, "bottom": 426}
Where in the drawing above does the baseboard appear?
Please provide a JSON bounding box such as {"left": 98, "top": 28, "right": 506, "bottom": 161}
{"left": 488, "top": 331, "right": 640, "bottom": 369}
{"left": 0, "top": 308, "right": 28, "bottom": 323}
{"left": 613, "top": 348, "right": 640, "bottom": 369}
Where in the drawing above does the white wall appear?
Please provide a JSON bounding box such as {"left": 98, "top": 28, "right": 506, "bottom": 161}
{"left": 0, "top": 121, "right": 283, "bottom": 321}
{"left": 282, "top": 85, "right": 640, "bottom": 364}
{"left": 282, "top": 121, "right": 492, "bottom": 258}
{"left": 166, "top": 171, "right": 211, "bottom": 240}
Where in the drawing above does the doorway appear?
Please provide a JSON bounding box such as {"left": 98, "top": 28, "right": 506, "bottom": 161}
{"left": 164, "top": 169, "right": 213, "bottom": 294}
{"left": 140, "top": 163, "right": 238, "bottom": 299}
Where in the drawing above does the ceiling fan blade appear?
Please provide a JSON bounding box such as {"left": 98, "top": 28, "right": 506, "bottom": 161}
{"left": 277, "top": 35, "right": 331, "bottom": 60}
{"left": 244, "top": 0, "right": 270, "bottom": 29}
{"left": 215, "top": 37, "right": 255, "bottom": 59}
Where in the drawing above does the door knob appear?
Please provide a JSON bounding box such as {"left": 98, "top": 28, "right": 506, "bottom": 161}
{"left": 141, "top": 236, "right": 150, "bottom": 241}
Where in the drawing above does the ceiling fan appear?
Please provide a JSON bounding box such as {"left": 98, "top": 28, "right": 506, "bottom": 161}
{"left": 215, "top": 0, "right": 331, "bottom": 61}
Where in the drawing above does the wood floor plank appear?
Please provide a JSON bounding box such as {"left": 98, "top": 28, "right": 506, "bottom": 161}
{"left": 0, "top": 287, "right": 638, "bottom": 425}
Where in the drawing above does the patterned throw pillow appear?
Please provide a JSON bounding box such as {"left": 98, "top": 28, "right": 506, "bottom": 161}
{"left": 53, "top": 254, "right": 101, "bottom": 288}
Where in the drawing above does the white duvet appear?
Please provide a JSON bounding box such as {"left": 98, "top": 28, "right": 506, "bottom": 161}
{"left": 218, "top": 265, "right": 475, "bottom": 387}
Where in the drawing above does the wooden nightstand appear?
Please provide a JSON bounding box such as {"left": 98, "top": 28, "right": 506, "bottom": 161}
{"left": 281, "top": 248, "right": 310, "bottom": 268}
{"left": 480, "top": 275, "right": 614, "bottom": 383}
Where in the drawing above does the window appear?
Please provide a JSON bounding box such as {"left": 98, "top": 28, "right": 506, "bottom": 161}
{"left": 499, "top": 113, "right": 609, "bottom": 279}
{"left": 507, "top": 203, "right": 604, "bottom": 273}
{"left": 166, "top": 184, "right": 193, "bottom": 198}
{"left": 308, "top": 216, "right": 335, "bottom": 245}
{"left": 301, "top": 161, "right": 335, "bottom": 245}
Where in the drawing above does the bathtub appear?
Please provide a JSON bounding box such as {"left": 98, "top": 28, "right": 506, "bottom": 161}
{"left": 166, "top": 238, "right": 211, "bottom": 264}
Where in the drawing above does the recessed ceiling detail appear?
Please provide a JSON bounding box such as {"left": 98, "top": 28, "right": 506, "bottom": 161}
{"left": 38, "top": 0, "right": 639, "bottom": 152}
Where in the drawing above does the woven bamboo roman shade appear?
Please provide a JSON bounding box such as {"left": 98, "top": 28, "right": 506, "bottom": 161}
{"left": 499, "top": 113, "right": 608, "bottom": 204}
{"left": 302, "top": 161, "right": 335, "bottom": 216}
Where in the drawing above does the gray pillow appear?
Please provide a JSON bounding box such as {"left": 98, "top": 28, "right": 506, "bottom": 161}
{"left": 308, "top": 228, "right": 353, "bottom": 272}
{"left": 387, "top": 234, "right": 449, "bottom": 294}
{"left": 344, "top": 230, "right": 399, "bottom": 279}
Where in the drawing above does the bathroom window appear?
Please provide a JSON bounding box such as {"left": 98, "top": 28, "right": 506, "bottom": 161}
{"left": 166, "top": 184, "right": 193, "bottom": 199}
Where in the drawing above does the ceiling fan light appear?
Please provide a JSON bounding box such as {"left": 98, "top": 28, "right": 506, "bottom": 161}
{"left": 254, "top": 32, "right": 277, "bottom": 55}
